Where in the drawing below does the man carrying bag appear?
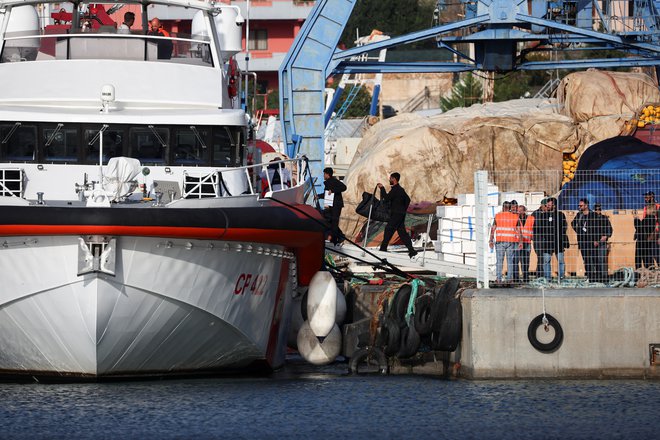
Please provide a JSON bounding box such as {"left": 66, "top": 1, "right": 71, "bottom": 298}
{"left": 355, "top": 187, "right": 390, "bottom": 223}
{"left": 377, "top": 172, "right": 417, "bottom": 258}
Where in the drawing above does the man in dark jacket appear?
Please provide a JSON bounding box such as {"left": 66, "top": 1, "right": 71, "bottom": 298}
{"left": 593, "top": 203, "right": 612, "bottom": 282}
{"left": 322, "top": 167, "right": 346, "bottom": 245}
{"left": 533, "top": 197, "right": 569, "bottom": 281}
{"left": 571, "top": 199, "right": 599, "bottom": 282}
{"left": 377, "top": 172, "right": 417, "bottom": 257}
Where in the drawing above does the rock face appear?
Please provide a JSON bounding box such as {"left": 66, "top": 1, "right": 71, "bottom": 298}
{"left": 339, "top": 71, "right": 660, "bottom": 238}
{"left": 340, "top": 99, "right": 575, "bottom": 237}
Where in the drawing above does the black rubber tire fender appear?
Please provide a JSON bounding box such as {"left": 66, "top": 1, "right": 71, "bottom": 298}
{"left": 376, "top": 316, "right": 400, "bottom": 357}
{"left": 348, "top": 346, "right": 388, "bottom": 374}
{"left": 527, "top": 313, "right": 564, "bottom": 354}
{"left": 430, "top": 278, "right": 460, "bottom": 332}
{"left": 431, "top": 293, "right": 463, "bottom": 352}
{"left": 392, "top": 284, "right": 412, "bottom": 328}
{"left": 413, "top": 294, "right": 433, "bottom": 336}
{"left": 397, "top": 322, "right": 421, "bottom": 359}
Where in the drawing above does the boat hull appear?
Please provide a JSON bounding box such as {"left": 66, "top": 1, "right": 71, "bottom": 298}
{"left": 0, "top": 235, "right": 298, "bottom": 378}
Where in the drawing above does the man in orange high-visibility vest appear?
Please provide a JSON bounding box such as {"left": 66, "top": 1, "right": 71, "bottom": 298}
{"left": 512, "top": 204, "right": 534, "bottom": 283}
{"left": 489, "top": 201, "right": 523, "bottom": 283}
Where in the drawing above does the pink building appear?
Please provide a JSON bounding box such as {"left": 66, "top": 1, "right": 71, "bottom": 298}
{"left": 231, "top": 1, "right": 315, "bottom": 114}
{"left": 111, "top": 1, "right": 315, "bottom": 114}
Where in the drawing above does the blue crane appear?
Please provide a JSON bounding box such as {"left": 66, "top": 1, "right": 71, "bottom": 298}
{"left": 279, "top": 0, "right": 660, "bottom": 190}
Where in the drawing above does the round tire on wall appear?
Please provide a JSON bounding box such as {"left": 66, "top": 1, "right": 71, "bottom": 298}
{"left": 527, "top": 313, "right": 564, "bottom": 354}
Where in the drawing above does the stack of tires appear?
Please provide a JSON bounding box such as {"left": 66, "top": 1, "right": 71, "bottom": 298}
{"left": 376, "top": 278, "right": 462, "bottom": 358}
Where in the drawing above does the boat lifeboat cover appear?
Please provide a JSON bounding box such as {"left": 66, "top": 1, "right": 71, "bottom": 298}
{"left": 103, "top": 157, "right": 141, "bottom": 202}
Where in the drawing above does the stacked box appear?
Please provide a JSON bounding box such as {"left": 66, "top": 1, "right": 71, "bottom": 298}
{"left": 487, "top": 184, "right": 500, "bottom": 206}
{"left": 436, "top": 205, "right": 462, "bottom": 218}
{"left": 458, "top": 193, "right": 476, "bottom": 206}
{"left": 525, "top": 191, "right": 545, "bottom": 212}
{"left": 499, "top": 191, "right": 525, "bottom": 205}
{"left": 435, "top": 185, "right": 500, "bottom": 276}
{"left": 437, "top": 241, "right": 462, "bottom": 254}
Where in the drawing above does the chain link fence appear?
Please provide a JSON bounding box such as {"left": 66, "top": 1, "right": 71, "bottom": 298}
{"left": 477, "top": 169, "right": 660, "bottom": 286}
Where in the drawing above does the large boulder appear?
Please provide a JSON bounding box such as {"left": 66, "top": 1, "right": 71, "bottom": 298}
{"left": 340, "top": 71, "right": 660, "bottom": 239}
{"left": 340, "top": 99, "right": 577, "bottom": 237}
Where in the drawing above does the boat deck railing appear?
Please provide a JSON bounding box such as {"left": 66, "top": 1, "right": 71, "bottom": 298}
{"left": 179, "top": 156, "right": 315, "bottom": 202}
{"left": 2, "top": 30, "right": 213, "bottom": 65}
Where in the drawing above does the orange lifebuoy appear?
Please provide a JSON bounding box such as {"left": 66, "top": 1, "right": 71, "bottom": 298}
{"left": 227, "top": 59, "right": 239, "bottom": 99}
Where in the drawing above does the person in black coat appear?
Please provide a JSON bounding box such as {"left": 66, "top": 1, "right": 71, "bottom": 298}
{"left": 322, "top": 167, "right": 346, "bottom": 245}
{"left": 636, "top": 204, "right": 660, "bottom": 268}
{"left": 532, "top": 197, "right": 569, "bottom": 281}
{"left": 377, "top": 172, "right": 417, "bottom": 257}
{"left": 571, "top": 199, "right": 600, "bottom": 282}
{"left": 593, "top": 203, "right": 612, "bottom": 282}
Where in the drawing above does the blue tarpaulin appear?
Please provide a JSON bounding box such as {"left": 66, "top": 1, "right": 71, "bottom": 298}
{"left": 558, "top": 136, "right": 660, "bottom": 210}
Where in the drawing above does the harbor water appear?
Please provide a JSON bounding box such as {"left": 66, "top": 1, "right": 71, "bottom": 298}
{"left": 1, "top": 364, "right": 659, "bottom": 439}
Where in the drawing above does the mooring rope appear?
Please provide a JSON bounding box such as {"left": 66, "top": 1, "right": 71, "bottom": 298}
{"left": 405, "top": 278, "right": 425, "bottom": 327}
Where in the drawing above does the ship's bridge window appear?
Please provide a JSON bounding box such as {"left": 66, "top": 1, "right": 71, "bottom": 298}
{"left": 43, "top": 124, "right": 78, "bottom": 162}
{"left": 212, "top": 127, "right": 241, "bottom": 166}
{"left": 0, "top": 123, "right": 37, "bottom": 161}
{"left": 83, "top": 127, "right": 124, "bottom": 164}
{"left": 129, "top": 126, "right": 169, "bottom": 165}
{"left": 173, "top": 126, "right": 208, "bottom": 165}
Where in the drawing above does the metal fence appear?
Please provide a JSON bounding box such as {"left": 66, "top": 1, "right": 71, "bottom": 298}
{"left": 470, "top": 169, "right": 660, "bottom": 287}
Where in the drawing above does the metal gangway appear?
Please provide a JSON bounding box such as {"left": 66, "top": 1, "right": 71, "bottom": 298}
{"left": 325, "top": 243, "right": 478, "bottom": 279}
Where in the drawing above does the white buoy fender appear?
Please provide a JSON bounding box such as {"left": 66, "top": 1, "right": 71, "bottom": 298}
{"left": 335, "top": 287, "right": 347, "bottom": 326}
{"left": 297, "top": 321, "right": 341, "bottom": 365}
{"left": 307, "top": 271, "right": 337, "bottom": 337}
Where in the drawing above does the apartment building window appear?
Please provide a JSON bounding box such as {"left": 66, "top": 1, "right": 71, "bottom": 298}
{"left": 249, "top": 29, "right": 268, "bottom": 51}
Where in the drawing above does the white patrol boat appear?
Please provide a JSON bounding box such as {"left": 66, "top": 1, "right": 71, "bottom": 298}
{"left": 0, "top": 0, "right": 324, "bottom": 379}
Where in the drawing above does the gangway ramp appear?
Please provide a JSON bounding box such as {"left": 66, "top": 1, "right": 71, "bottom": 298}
{"left": 325, "top": 243, "right": 477, "bottom": 279}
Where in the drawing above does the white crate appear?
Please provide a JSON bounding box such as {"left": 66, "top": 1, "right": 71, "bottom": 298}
{"left": 463, "top": 240, "right": 476, "bottom": 253}
{"left": 460, "top": 229, "right": 474, "bottom": 241}
{"left": 458, "top": 193, "right": 476, "bottom": 205}
{"left": 438, "top": 218, "right": 461, "bottom": 230}
{"left": 436, "top": 205, "right": 462, "bottom": 218}
{"left": 461, "top": 205, "right": 475, "bottom": 217}
{"left": 526, "top": 192, "right": 545, "bottom": 206}
{"left": 487, "top": 205, "right": 502, "bottom": 218}
{"left": 439, "top": 228, "right": 458, "bottom": 242}
{"left": 500, "top": 192, "right": 525, "bottom": 205}
{"left": 439, "top": 241, "right": 462, "bottom": 254}
{"left": 487, "top": 185, "right": 499, "bottom": 205}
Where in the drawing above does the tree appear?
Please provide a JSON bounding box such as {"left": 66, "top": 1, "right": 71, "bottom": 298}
{"left": 440, "top": 73, "right": 482, "bottom": 111}
{"left": 327, "top": 80, "right": 372, "bottom": 118}
{"left": 339, "top": 0, "right": 436, "bottom": 47}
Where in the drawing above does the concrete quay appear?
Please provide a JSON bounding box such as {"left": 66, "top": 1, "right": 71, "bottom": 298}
{"left": 460, "top": 288, "right": 660, "bottom": 379}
